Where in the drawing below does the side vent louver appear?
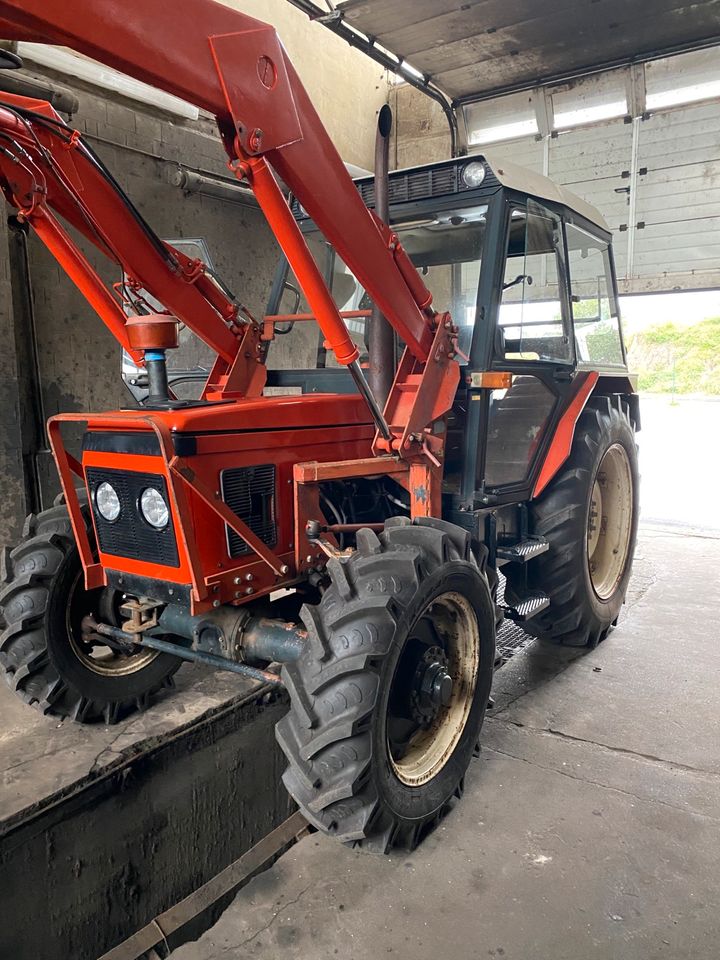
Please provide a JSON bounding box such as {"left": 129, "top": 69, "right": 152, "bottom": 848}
{"left": 221, "top": 464, "right": 276, "bottom": 558}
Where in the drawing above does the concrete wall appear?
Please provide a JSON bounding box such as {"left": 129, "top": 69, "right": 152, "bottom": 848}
{"left": 0, "top": 214, "right": 28, "bottom": 547}
{"left": 390, "top": 82, "right": 453, "bottom": 169}
{"left": 0, "top": 5, "right": 391, "bottom": 548}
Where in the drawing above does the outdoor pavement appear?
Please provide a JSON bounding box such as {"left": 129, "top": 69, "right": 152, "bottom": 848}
{"left": 638, "top": 395, "right": 720, "bottom": 533}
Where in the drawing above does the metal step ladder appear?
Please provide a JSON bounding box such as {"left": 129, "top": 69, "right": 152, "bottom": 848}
{"left": 496, "top": 536, "right": 549, "bottom": 563}
{"left": 496, "top": 536, "right": 550, "bottom": 623}
{"left": 502, "top": 592, "right": 550, "bottom": 622}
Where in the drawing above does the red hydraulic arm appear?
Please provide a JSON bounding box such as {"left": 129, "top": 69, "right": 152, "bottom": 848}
{"left": 0, "top": 0, "right": 460, "bottom": 450}
{"left": 0, "top": 94, "right": 240, "bottom": 362}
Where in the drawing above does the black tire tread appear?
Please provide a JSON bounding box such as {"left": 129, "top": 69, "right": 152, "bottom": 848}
{"left": 277, "top": 517, "right": 490, "bottom": 853}
{"left": 0, "top": 504, "right": 178, "bottom": 723}
{"left": 506, "top": 396, "right": 639, "bottom": 648}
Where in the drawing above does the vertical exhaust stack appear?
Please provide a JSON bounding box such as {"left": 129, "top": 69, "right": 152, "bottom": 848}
{"left": 368, "top": 104, "right": 395, "bottom": 408}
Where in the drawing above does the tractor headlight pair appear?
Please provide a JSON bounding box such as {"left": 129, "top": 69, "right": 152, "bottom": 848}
{"left": 94, "top": 481, "right": 169, "bottom": 529}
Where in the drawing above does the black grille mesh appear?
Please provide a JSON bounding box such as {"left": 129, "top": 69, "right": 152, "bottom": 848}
{"left": 86, "top": 467, "right": 179, "bottom": 567}
{"left": 292, "top": 161, "right": 497, "bottom": 220}
{"left": 221, "top": 464, "right": 276, "bottom": 558}
{"left": 356, "top": 165, "right": 461, "bottom": 207}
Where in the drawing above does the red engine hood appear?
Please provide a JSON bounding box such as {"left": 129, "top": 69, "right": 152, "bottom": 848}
{"left": 85, "top": 392, "right": 373, "bottom": 434}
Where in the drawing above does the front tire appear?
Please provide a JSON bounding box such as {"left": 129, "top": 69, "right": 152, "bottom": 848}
{"left": 276, "top": 517, "right": 495, "bottom": 852}
{"left": 0, "top": 504, "right": 180, "bottom": 723}
{"left": 506, "top": 395, "right": 639, "bottom": 647}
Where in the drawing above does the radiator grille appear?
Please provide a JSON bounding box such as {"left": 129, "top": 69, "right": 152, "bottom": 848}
{"left": 356, "top": 165, "right": 461, "bottom": 207}
{"left": 86, "top": 467, "right": 179, "bottom": 567}
{"left": 221, "top": 464, "right": 277, "bottom": 558}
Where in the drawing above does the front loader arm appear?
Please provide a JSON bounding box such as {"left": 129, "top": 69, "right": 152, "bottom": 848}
{"left": 0, "top": 0, "right": 462, "bottom": 460}
{"left": 0, "top": 0, "right": 436, "bottom": 365}
{"left": 0, "top": 95, "right": 240, "bottom": 365}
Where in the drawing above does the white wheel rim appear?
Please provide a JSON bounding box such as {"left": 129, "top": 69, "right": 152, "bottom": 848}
{"left": 587, "top": 443, "right": 634, "bottom": 600}
{"left": 66, "top": 571, "right": 160, "bottom": 677}
{"left": 389, "top": 591, "right": 480, "bottom": 787}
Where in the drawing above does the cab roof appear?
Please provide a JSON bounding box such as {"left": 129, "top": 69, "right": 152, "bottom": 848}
{"left": 482, "top": 152, "right": 609, "bottom": 232}
{"left": 349, "top": 154, "right": 609, "bottom": 235}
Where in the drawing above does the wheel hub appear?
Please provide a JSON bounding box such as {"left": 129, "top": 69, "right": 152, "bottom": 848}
{"left": 411, "top": 646, "right": 453, "bottom": 725}
{"left": 387, "top": 591, "right": 481, "bottom": 787}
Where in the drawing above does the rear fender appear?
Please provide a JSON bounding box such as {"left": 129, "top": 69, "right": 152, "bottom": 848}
{"left": 532, "top": 372, "right": 637, "bottom": 498}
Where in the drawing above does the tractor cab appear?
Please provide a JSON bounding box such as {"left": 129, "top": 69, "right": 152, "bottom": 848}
{"left": 265, "top": 154, "right": 632, "bottom": 514}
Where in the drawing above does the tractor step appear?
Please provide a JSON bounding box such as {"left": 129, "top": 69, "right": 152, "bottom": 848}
{"left": 502, "top": 592, "right": 550, "bottom": 622}
{"left": 496, "top": 537, "right": 549, "bottom": 563}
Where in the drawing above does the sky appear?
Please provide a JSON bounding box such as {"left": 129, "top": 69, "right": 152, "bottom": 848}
{"left": 620, "top": 291, "right": 720, "bottom": 332}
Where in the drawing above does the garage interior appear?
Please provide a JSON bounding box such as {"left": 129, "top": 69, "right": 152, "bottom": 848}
{"left": 0, "top": 1, "right": 718, "bottom": 958}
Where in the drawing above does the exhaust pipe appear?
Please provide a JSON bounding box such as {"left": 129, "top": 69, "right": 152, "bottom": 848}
{"left": 368, "top": 104, "right": 395, "bottom": 408}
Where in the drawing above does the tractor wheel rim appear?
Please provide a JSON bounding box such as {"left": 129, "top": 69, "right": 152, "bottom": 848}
{"left": 66, "top": 571, "right": 159, "bottom": 676}
{"left": 587, "top": 443, "right": 633, "bottom": 600}
{"left": 387, "top": 591, "right": 480, "bottom": 787}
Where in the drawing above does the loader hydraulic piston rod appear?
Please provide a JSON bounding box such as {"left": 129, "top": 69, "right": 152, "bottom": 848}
{"left": 348, "top": 360, "right": 392, "bottom": 441}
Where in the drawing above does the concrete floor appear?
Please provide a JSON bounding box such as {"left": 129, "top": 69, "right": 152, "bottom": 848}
{"left": 173, "top": 526, "right": 720, "bottom": 960}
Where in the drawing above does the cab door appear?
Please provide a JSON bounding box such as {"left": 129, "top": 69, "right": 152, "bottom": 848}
{"left": 481, "top": 198, "right": 575, "bottom": 497}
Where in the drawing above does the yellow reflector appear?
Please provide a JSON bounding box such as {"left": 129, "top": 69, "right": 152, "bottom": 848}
{"left": 468, "top": 371, "right": 513, "bottom": 389}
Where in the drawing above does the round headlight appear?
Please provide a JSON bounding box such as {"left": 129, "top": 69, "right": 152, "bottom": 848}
{"left": 95, "top": 481, "right": 121, "bottom": 522}
{"left": 462, "top": 160, "right": 486, "bottom": 188}
{"left": 139, "top": 487, "right": 169, "bottom": 529}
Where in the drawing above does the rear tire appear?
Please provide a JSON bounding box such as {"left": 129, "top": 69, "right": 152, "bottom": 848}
{"left": 506, "top": 395, "right": 639, "bottom": 648}
{"left": 276, "top": 517, "right": 495, "bottom": 852}
{"left": 0, "top": 504, "right": 180, "bottom": 723}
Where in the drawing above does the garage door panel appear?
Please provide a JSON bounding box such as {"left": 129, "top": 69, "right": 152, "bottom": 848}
{"left": 467, "top": 93, "right": 717, "bottom": 292}
{"left": 551, "top": 151, "right": 630, "bottom": 183}
{"left": 483, "top": 138, "right": 544, "bottom": 172}
{"left": 633, "top": 106, "right": 720, "bottom": 285}
{"left": 639, "top": 198, "right": 720, "bottom": 222}
{"left": 639, "top": 102, "right": 720, "bottom": 140}
{"left": 636, "top": 219, "right": 720, "bottom": 242}
{"left": 638, "top": 167, "right": 720, "bottom": 196}
{"left": 640, "top": 137, "right": 720, "bottom": 168}
{"left": 548, "top": 123, "right": 632, "bottom": 234}
{"left": 611, "top": 231, "right": 629, "bottom": 273}
{"left": 633, "top": 218, "right": 720, "bottom": 275}
{"left": 633, "top": 259, "right": 720, "bottom": 277}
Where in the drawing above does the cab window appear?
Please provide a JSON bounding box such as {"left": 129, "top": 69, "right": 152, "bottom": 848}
{"left": 498, "top": 201, "right": 572, "bottom": 364}
{"left": 264, "top": 206, "right": 488, "bottom": 371}
{"left": 565, "top": 223, "right": 625, "bottom": 366}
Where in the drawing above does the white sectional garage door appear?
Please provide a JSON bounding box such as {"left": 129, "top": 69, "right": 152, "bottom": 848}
{"left": 464, "top": 47, "right": 720, "bottom": 295}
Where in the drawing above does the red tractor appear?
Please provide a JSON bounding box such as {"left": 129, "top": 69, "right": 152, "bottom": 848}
{"left": 0, "top": 1, "right": 638, "bottom": 852}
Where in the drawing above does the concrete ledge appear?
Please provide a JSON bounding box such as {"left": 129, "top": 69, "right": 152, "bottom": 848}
{"left": 0, "top": 666, "right": 294, "bottom": 960}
